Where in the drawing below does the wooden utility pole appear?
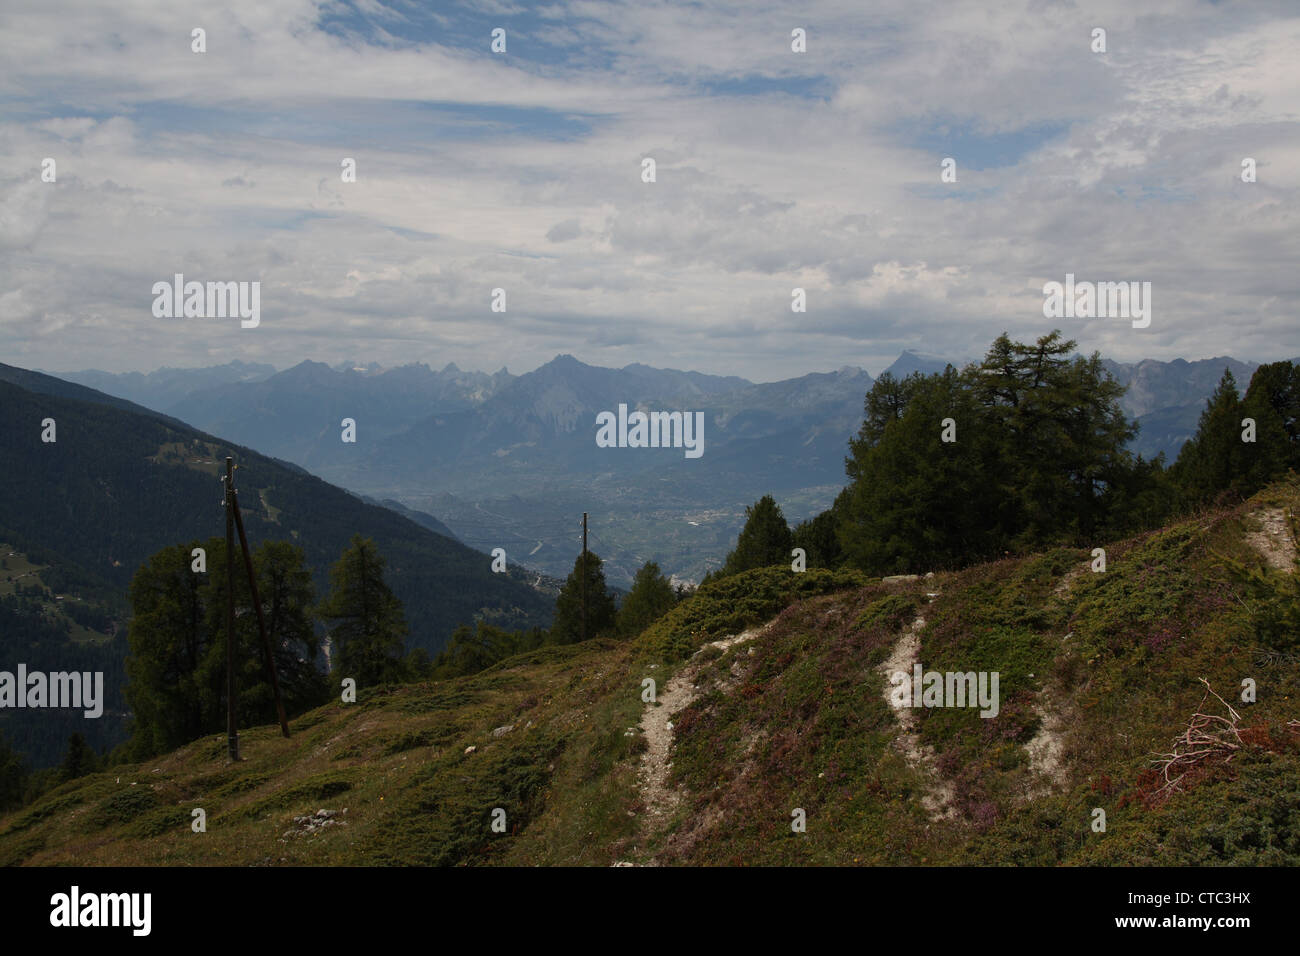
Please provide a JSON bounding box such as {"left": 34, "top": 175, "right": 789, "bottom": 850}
{"left": 230, "top": 483, "right": 290, "bottom": 739}
{"left": 581, "top": 512, "right": 588, "bottom": 643}
{"left": 224, "top": 457, "right": 239, "bottom": 761}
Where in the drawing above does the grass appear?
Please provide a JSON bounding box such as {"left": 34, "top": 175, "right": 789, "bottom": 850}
{"left": 3, "top": 485, "right": 1299, "bottom": 866}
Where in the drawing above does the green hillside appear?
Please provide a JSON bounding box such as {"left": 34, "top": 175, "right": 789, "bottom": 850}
{"left": 0, "top": 541, "right": 129, "bottom": 767}
{"left": 0, "top": 372, "right": 554, "bottom": 658}
{"left": 4, "top": 482, "right": 1296, "bottom": 866}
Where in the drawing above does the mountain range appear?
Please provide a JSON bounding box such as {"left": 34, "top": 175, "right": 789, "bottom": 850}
{"left": 45, "top": 348, "right": 1278, "bottom": 585}
{"left": 0, "top": 363, "right": 553, "bottom": 652}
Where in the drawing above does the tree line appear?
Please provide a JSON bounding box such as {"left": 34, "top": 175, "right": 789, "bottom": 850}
{"left": 711, "top": 330, "right": 1300, "bottom": 582}
{"left": 8, "top": 329, "right": 1293, "bottom": 812}
{"left": 2, "top": 531, "right": 684, "bottom": 806}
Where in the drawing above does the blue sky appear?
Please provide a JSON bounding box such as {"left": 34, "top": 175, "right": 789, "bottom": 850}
{"left": 1, "top": 0, "right": 1298, "bottom": 380}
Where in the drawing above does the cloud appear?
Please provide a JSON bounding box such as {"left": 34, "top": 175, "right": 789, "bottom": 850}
{"left": 0, "top": 178, "right": 51, "bottom": 251}
{"left": 0, "top": 0, "right": 1296, "bottom": 380}
{"left": 545, "top": 217, "right": 581, "bottom": 241}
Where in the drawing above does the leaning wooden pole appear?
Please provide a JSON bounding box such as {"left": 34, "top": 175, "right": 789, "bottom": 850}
{"left": 230, "top": 483, "right": 291, "bottom": 739}
{"left": 224, "top": 457, "right": 240, "bottom": 761}
{"left": 581, "top": 512, "right": 588, "bottom": 643}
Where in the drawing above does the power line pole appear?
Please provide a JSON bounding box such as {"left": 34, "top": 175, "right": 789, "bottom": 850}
{"left": 230, "top": 480, "right": 290, "bottom": 739}
{"left": 224, "top": 457, "right": 239, "bottom": 762}
{"left": 581, "top": 512, "right": 587, "bottom": 643}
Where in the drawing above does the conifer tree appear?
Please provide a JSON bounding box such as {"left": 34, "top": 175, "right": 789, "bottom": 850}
{"left": 617, "top": 561, "right": 677, "bottom": 636}
{"left": 125, "top": 537, "right": 327, "bottom": 757}
{"left": 59, "top": 733, "right": 97, "bottom": 782}
{"left": 0, "top": 733, "right": 27, "bottom": 812}
{"left": 550, "top": 550, "right": 616, "bottom": 644}
{"left": 317, "top": 535, "right": 410, "bottom": 687}
{"left": 1172, "top": 370, "right": 1245, "bottom": 503}
{"left": 720, "top": 495, "right": 794, "bottom": 576}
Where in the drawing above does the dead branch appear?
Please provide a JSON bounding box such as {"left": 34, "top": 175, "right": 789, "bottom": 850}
{"left": 1150, "top": 678, "right": 1243, "bottom": 796}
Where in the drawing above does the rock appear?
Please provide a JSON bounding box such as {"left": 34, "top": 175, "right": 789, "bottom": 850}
{"left": 882, "top": 574, "right": 920, "bottom": 584}
{"left": 464, "top": 745, "right": 477, "bottom": 755}
{"left": 491, "top": 724, "right": 514, "bottom": 738}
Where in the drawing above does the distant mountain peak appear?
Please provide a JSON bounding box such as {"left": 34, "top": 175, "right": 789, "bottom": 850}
{"left": 881, "top": 350, "right": 954, "bottom": 379}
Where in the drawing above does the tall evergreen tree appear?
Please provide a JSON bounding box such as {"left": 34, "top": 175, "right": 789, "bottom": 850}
{"left": 720, "top": 495, "right": 794, "bottom": 576}
{"left": 125, "top": 540, "right": 213, "bottom": 756}
{"left": 792, "top": 493, "right": 847, "bottom": 568}
{"left": 125, "top": 537, "right": 327, "bottom": 757}
{"left": 550, "top": 550, "right": 617, "bottom": 644}
{"left": 255, "top": 540, "right": 330, "bottom": 713}
{"left": 840, "top": 366, "right": 1003, "bottom": 572}
{"left": 617, "top": 561, "right": 677, "bottom": 636}
{"left": 317, "top": 535, "right": 410, "bottom": 687}
{"left": 838, "top": 331, "right": 1144, "bottom": 573}
{"left": 1239, "top": 361, "right": 1300, "bottom": 490}
{"left": 0, "top": 733, "right": 27, "bottom": 812}
{"left": 59, "top": 733, "right": 97, "bottom": 782}
{"left": 1172, "top": 369, "right": 1245, "bottom": 504}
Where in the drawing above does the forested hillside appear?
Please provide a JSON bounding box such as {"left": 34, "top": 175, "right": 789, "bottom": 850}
{"left": 0, "top": 373, "right": 553, "bottom": 654}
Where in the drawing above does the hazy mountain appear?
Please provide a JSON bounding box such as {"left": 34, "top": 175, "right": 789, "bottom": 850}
{"left": 310, "top": 356, "right": 873, "bottom": 585}
{"left": 1101, "top": 357, "right": 1259, "bottom": 419}
{"left": 166, "top": 360, "right": 513, "bottom": 469}
{"left": 0, "top": 364, "right": 553, "bottom": 658}
{"left": 54, "top": 360, "right": 276, "bottom": 410}
{"left": 1102, "top": 357, "right": 1263, "bottom": 460}
{"left": 49, "top": 349, "right": 1279, "bottom": 584}
{"left": 881, "top": 350, "right": 957, "bottom": 378}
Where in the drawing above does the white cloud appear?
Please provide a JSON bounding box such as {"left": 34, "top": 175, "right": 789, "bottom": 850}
{"left": 0, "top": 0, "right": 1297, "bottom": 379}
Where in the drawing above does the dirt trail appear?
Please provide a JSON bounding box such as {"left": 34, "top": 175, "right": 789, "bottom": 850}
{"left": 1024, "top": 689, "right": 1069, "bottom": 797}
{"left": 1245, "top": 507, "right": 1296, "bottom": 571}
{"left": 878, "top": 603, "right": 956, "bottom": 821}
{"left": 1053, "top": 561, "right": 1089, "bottom": 596}
{"left": 636, "top": 622, "right": 774, "bottom": 831}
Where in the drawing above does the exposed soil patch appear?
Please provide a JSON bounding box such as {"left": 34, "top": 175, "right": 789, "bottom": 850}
{"left": 1024, "top": 689, "right": 1070, "bottom": 798}
{"left": 1245, "top": 507, "right": 1296, "bottom": 571}
{"left": 632, "top": 621, "right": 775, "bottom": 859}
{"left": 878, "top": 613, "right": 956, "bottom": 821}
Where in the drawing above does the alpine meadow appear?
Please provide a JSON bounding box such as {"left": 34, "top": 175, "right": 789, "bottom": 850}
{"left": 1, "top": 0, "right": 1297, "bottom": 936}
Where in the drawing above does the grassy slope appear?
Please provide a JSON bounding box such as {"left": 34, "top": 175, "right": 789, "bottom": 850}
{"left": 4, "top": 485, "right": 1299, "bottom": 866}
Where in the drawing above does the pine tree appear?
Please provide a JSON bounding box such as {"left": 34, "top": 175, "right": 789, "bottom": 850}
{"left": 317, "top": 535, "right": 410, "bottom": 687}
{"left": 0, "top": 733, "right": 27, "bottom": 812}
{"left": 838, "top": 331, "right": 1144, "bottom": 573}
{"left": 792, "top": 500, "right": 845, "bottom": 568}
{"left": 617, "top": 561, "right": 677, "bottom": 636}
{"left": 1172, "top": 369, "right": 1245, "bottom": 504}
{"left": 59, "top": 733, "right": 97, "bottom": 782}
{"left": 720, "top": 495, "right": 794, "bottom": 576}
{"left": 839, "top": 366, "right": 1002, "bottom": 572}
{"left": 550, "top": 550, "right": 616, "bottom": 644}
{"left": 255, "top": 540, "right": 329, "bottom": 713}
{"left": 125, "top": 537, "right": 328, "bottom": 757}
{"left": 125, "top": 540, "right": 213, "bottom": 756}
{"left": 1239, "top": 361, "right": 1300, "bottom": 491}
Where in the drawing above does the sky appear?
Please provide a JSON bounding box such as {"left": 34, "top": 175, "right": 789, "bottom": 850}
{"left": 1, "top": 0, "right": 1297, "bottom": 382}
